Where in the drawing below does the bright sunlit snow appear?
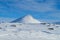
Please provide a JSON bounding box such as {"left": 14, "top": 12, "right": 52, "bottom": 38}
{"left": 11, "top": 14, "right": 41, "bottom": 23}
{"left": 0, "top": 23, "right": 60, "bottom": 40}
{"left": 0, "top": 15, "right": 60, "bottom": 40}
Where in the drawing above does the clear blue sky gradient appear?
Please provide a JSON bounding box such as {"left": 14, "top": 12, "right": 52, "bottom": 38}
{"left": 0, "top": 0, "right": 60, "bottom": 22}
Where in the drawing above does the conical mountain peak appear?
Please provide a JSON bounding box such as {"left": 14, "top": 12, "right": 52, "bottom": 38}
{"left": 22, "top": 14, "right": 35, "bottom": 20}
{"left": 11, "top": 14, "right": 41, "bottom": 23}
{"left": 25, "top": 14, "right": 32, "bottom": 17}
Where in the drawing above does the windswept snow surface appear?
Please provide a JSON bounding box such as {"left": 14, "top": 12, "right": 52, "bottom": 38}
{"left": 0, "top": 23, "right": 60, "bottom": 40}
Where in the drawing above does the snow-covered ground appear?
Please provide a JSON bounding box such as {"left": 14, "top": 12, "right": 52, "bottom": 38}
{"left": 0, "top": 23, "right": 60, "bottom": 40}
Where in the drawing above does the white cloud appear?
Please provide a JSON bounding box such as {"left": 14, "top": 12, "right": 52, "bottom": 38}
{"left": 47, "top": 12, "right": 60, "bottom": 18}
{"left": 16, "top": 0, "right": 56, "bottom": 12}
{"left": 0, "top": 0, "right": 59, "bottom": 12}
{"left": 0, "top": 0, "right": 56, "bottom": 12}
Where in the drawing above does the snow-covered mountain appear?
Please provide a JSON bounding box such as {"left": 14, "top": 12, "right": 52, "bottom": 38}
{"left": 11, "top": 15, "right": 41, "bottom": 23}
{"left": 0, "top": 15, "right": 60, "bottom": 40}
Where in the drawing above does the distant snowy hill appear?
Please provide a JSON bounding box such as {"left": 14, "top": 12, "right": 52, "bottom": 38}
{"left": 0, "top": 17, "right": 16, "bottom": 23}
{"left": 53, "top": 22, "right": 60, "bottom": 24}
{"left": 11, "top": 15, "right": 41, "bottom": 23}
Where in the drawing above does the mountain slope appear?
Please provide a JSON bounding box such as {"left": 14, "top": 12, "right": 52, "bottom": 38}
{"left": 11, "top": 15, "right": 41, "bottom": 23}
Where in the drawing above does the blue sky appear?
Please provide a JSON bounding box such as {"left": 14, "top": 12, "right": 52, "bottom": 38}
{"left": 0, "top": 0, "right": 60, "bottom": 22}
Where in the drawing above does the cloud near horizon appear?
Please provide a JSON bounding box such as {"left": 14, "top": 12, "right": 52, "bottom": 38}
{"left": 0, "top": 0, "right": 59, "bottom": 12}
